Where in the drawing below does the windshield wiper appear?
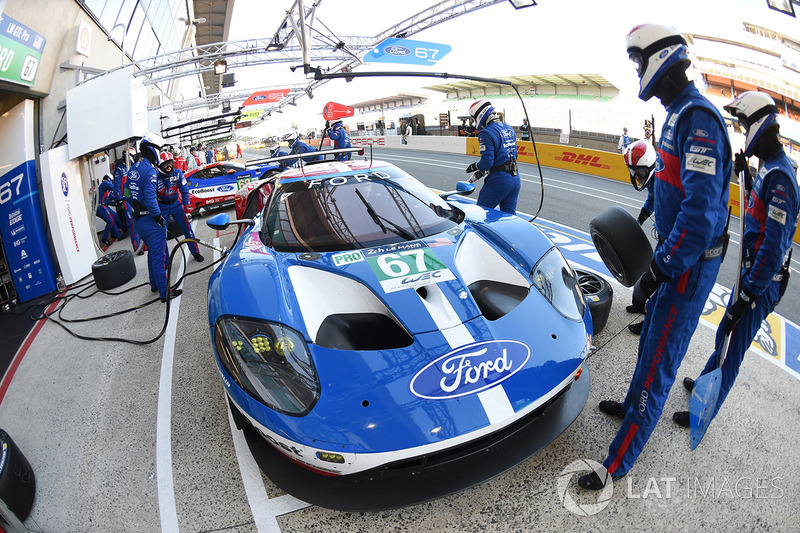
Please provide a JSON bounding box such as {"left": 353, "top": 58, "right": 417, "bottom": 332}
{"left": 355, "top": 189, "right": 416, "bottom": 240}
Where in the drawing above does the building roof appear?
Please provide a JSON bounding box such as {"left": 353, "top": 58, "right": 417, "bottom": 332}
{"left": 423, "top": 74, "right": 617, "bottom": 94}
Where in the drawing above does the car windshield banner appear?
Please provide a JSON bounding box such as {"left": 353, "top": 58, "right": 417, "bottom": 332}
{"left": 363, "top": 38, "right": 451, "bottom": 66}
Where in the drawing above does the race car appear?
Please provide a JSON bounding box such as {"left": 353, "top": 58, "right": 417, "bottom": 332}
{"left": 206, "top": 157, "right": 594, "bottom": 510}
{"left": 184, "top": 161, "right": 280, "bottom": 215}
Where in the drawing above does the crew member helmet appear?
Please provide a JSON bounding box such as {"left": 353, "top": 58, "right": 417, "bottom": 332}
{"left": 330, "top": 120, "right": 343, "bottom": 130}
{"left": 623, "top": 139, "right": 657, "bottom": 191}
{"left": 723, "top": 91, "right": 779, "bottom": 158}
{"left": 626, "top": 24, "right": 690, "bottom": 101}
{"left": 469, "top": 99, "right": 495, "bottom": 130}
{"left": 138, "top": 133, "right": 165, "bottom": 164}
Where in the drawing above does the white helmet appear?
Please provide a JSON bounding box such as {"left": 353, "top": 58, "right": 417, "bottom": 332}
{"left": 469, "top": 99, "right": 495, "bottom": 130}
{"left": 626, "top": 24, "right": 690, "bottom": 101}
{"left": 623, "top": 139, "right": 657, "bottom": 191}
{"left": 723, "top": 91, "right": 779, "bottom": 158}
{"left": 138, "top": 133, "right": 165, "bottom": 164}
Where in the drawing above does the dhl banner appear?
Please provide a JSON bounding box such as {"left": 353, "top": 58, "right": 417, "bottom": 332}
{"left": 465, "top": 139, "right": 800, "bottom": 244}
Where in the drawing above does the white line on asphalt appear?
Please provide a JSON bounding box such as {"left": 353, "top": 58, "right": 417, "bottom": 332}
{"left": 157, "top": 253, "right": 186, "bottom": 533}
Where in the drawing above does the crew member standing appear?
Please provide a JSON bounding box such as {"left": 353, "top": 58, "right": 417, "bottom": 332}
{"left": 520, "top": 118, "right": 530, "bottom": 141}
{"left": 327, "top": 120, "right": 352, "bottom": 161}
{"left": 96, "top": 173, "right": 123, "bottom": 246}
{"left": 465, "top": 99, "right": 521, "bottom": 215}
{"left": 579, "top": 24, "right": 732, "bottom": 490}
{"left": 618, "top": 126, "right": 631, "bottom": 153}
{"left": 673, "top": 92, "right": 799, "bottom": 428}
{"left": 157, "top": 156, "right": 204, "bottom": 262}
{"left": 622, "top": 139, "right": 658, "bottom": 335}
{"left": 115, "top": 147, "right": 142, "bottom": 254}
{"left": 127, "top": 134, "right": 182, "bottom": 302}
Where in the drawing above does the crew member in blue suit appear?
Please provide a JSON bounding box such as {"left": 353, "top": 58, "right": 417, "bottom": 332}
{"left": 673, "top": 92, "right": 799, "bottom": 428}
{"left": 327, "top": 120, "right": 352, "bottom": 161}
{"left": 465, "top": 99, "right": 520, "bottom": 215}
{"left": 96, "top": 174, "right": 123, "bottom": 246}
{"left": 580, "top": 24, "right": 732, "bottom": 490}
{"left": 128, "top": 134, "right": 182, "bottom": 302}
{"left": 157, "top": 155, "right": 204, "bottom": 262}
{"left": 287, "top": 134, "right": 322, "bottom": 166}
{"left": 115, "top": 147, "right": 143, "bottom": 254}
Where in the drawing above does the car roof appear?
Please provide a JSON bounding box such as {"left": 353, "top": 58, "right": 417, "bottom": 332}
{"left": 278, "top": 159, "right": 388, "bottom": 180}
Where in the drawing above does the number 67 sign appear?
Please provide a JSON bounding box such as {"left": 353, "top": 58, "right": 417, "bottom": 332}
{"left": 363, "top": 38, "right": 452, "bottom": 66}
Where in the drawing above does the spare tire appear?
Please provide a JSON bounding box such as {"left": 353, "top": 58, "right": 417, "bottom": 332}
{"left": 0, "top": 429, "right": 36, "bottom": 521}
{"left": 92, "top": 250, "right": 136, "bottom": 290}
{"left": 574, "top": 269, "right": 613, "bottom": 335}
{"left": 589, "top": 206, "right": 653, "bottom": 287}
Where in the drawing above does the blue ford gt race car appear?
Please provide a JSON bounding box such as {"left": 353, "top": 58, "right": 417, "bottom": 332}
{"left": 206, "top": 155, "right": 593, "bottom": 510}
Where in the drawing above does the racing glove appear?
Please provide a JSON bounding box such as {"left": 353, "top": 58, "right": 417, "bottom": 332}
{"left": 733, "top": 151, "right": 753, "bottom": 194}
{"left": 466, "top": 162, "right": 479, "bottom": 174}
{"left": 637, "top": 208, "right": 651, "bottom": 226}
{"left": 632, "top": 259, "right": 669, "bottom": 311}
{"left": 723, "top": 285, "right": 757, "bottom": 335}
{"left": 155, "top": 214, "right": 166, "bottom": 228}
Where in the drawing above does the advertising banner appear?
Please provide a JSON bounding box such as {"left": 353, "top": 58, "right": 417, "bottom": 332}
{"left": 241, "top": 88, "right": 291, "bottom": 107}
{"left": 0, "top": 100, "right": 57, "bottom": 302}
{"left": 0, "top": 15, "right": 46, "bottom": 87}
{"left": 364, "top": 38, "right": 451, "bottom": 66}
{"left": 40, "top": 146, "right": 99, "bottom": 285}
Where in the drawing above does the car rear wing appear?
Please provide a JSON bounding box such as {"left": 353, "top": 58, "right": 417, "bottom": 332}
{"left": 245, "top": 147, "right": 365, "bottom": 168}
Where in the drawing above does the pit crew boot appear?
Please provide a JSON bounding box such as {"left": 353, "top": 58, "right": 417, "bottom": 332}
{"left": 683, "top": 377, "right": 695, "bottom": 392}
{"left": 628, "top": 320, "right": 643, "bottom": 335}
{"left": 673, "top": 411, "right": 690, "bottom": 428}
{"left": 160, "top": 288, "right": 183, "bottom": 303}
{"left": 193, "top": 253, "right": 205, "bottom": 262}
{"left": 599, "top": 400, "right": 624, "bottom": 419}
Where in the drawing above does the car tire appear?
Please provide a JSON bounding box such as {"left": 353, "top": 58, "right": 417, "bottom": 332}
{"left": 574, "top": 269, "right": 613, "bottom": 335}
{"left": 0, "top": 429, "right": 36, "bottom": 521}
{"left": 92, "top": 250, "right": 136, "bottom": 290}
{"left": 589, "top": 206, "right": 653, "bottom": 287}
{"left": 167, "top": 218, "right": 182, "bottom": 239}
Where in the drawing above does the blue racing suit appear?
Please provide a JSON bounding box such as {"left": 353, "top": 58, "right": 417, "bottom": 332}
{"left": 475, "top": 119, "right": 521, "bottom": 215}
{"left": 288, "top": 140, "right": 322, "bottom": 166}
{"left": 157, "top": 167, "right": 200, "bottom": 256}
{"left": 115, "top": 162, "right": 142, "bottom": 252}
{"left": 698, "top": 151, "right": 798, "bottom": 423}
{"left": 604, "top": 83, "right": 731, "bottom": 476}
{"left": 96, "top": 180, "right": 123, "bottom": 243}
{"left": 128, "top": 158, "right": 169, "bottom": 299}
{"left": 328, "top": 125, "right": 352, "bottom": 161}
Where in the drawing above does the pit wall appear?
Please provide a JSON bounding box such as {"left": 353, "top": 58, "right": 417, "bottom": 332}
{"left": 348, "top": 134, "right": 800, "bottom": 243}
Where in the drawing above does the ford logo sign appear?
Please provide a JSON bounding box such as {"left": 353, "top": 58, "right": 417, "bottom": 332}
{"left": 385, "top": 45, "right": 411, "bottom": 56}
{"left": 410, "top": 340, "right": 530, "bottom": 399}
{"left": 218, "top": 185, "right": 234, "bottom": 192}
{"left": 60, "top": 172, "right": 69, "bottom": 197}
{"left": 253, "top": 95, "right": 267, "bottom": 101}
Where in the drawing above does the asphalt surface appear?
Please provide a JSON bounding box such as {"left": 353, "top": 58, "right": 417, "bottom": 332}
{"left": 0, "top": 146, "right": 797, "bottom": 532}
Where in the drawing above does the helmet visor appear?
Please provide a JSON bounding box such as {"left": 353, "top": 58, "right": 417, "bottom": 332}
{"left": 629, "top": 52, "right": 645, "bottom": 76}
{"left": 628, "top": 165, "right": 653, "bottom": 191}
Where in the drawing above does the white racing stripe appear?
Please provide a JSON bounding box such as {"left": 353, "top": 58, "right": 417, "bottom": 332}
{"left": 157, "top": 254, "right": 186, "bottom": 533}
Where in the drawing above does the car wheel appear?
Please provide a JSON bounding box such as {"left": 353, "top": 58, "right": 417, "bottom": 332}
{"left": 574, "top": 269, "right": 613, "bottom": 335}
{"left": 589, "top": 206, "right": 653, "bottom": 287}
{"left": 92, "top": 250, "right": 136, "bottom": 290}
{"left": 0, "top": 429, "right": 36, "bottom": 521}
{"left": 167, "top": 218, "right": 182, "bottom": 239}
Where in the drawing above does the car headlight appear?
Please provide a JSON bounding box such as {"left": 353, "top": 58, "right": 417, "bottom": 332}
{"left": 530, "top": 247, "right": 586, "bottom": 321}
{"left": 214, "top": 317, "right": 320, "bottom": 416}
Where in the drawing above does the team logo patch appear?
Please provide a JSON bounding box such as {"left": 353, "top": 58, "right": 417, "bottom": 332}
{"left": 692, "top": 129, "right": 709, "bottom": 138}
{"left": 409, "top": 340, "right": 530, "bottom": 399}
{"left": 685, "top": 155, "right": 716, "bottom": 175}
{"left": 768, "top": 205, "right": 788, "bottom": 225}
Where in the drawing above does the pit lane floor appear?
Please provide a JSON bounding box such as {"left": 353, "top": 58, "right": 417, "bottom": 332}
{"left": 1, "top": 180, "right": 799, "bottom": 531}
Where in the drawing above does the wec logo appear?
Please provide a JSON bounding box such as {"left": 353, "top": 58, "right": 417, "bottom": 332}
{"left": 410, "top": 340, "right": 530, "bottom": 399}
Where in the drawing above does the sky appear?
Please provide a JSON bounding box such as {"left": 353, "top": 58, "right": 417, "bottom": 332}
{"left": 222, "top": 0, "right": 800, "bottom": 137}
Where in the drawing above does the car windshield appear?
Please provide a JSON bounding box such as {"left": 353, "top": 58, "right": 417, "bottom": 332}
{"left": 262, "top": 166, "right": 462, "bottom": 253}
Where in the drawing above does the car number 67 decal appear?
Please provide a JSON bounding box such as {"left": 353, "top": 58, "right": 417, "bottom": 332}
{"left": 364, "top": 242, "right": 455, "bottom": 293}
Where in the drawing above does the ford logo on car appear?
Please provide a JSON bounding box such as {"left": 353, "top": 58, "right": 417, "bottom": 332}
{"left": 385, "top": 45, "right": 411, "bottom": 56}
{"left": 218, "top": 185, "right": 235, "bottom": 192}
{"left": 410, "top": 340, "right": 530, "bottom": 399}
{"left": 60, "top": 172, "right": 69, "bottom": 197}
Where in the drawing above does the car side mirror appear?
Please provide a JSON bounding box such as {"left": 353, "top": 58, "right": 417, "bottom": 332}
{"left": 439, "top": 181, "right": 476, "bottom": 199}
{"left": 207, "top": 213, "right": 255, "bottom": 230}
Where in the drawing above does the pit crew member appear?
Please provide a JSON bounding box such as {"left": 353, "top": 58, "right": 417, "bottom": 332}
{"left": 327, "top": 120, "right": 352, "bottom": 161}
{"left": 673, "top": 92, "right": 799, "bottom": 428}
{"left": 96, "top": 173, "right": 123, "bottom": 246}
{"left": 580, "top": 23, "right": 732, "bottom": 490}
{"left": 157, "top": 155, "right": 204, "bottom": 262}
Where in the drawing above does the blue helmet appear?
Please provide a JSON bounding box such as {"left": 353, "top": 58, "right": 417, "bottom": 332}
{"left": 138, "top": 133, "right": 164, "bottom": 164}
{"left": 724, "top": 92, "right": 779, "bottom": 158}
{"left": 626, "top": 24, "right": 690, "bottom": 101}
